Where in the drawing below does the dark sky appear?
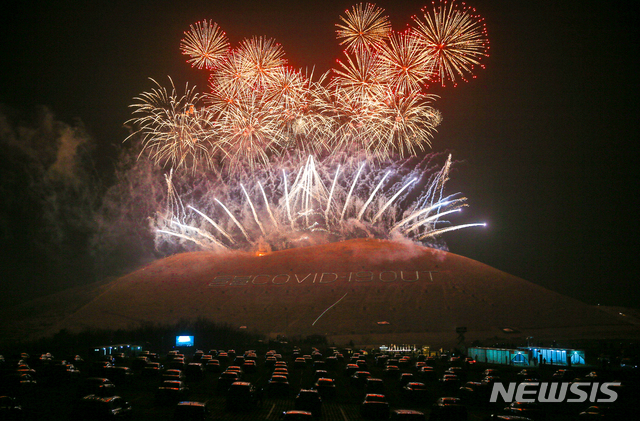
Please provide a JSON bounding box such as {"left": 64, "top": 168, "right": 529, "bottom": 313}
{"left": 1, "top": 0, "right": 638, "bottom": 307}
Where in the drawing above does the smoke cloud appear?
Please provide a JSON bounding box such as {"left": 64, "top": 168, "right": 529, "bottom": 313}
{"left": 0, "top": 105, "right": 469, "bottom": 308}
{"left": 0, "top": 106, "right": 164, "bottom": 306}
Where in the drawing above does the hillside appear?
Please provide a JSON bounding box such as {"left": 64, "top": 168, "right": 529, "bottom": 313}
{"left": 2, "top": 239, "right": 637, "bottom": 347}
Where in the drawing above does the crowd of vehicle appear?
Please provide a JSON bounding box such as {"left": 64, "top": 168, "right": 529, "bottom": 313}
{"left": 0, "top": 345, "right": 637, "bottom": 420}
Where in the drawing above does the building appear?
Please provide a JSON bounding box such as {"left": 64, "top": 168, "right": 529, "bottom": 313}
{"left": 468, "top": 346, "right": 586, "bottom": 366}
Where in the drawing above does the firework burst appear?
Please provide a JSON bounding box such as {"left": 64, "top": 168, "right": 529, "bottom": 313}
{"left": 367, "top": 91, "right": 441, "bottom": 158}
{"left": 331, "top": 49, "right": 386, "bottom": 101}
{"left": 127, "top": 2, "right": 489, "bottom": 254}
{"left": 411, "top": 0, "right": 489, "bottom": 86}
{"left": 215, "top": 92, "right": 289, "bottom": 173}
{"left": 127, "top": 78, "right": 221, "bottom": 173}
{"left": 234, "top": 36, "right": 287, "bottom": 89}
{"left": 378, "top": 31, "right": 432, "bottom": 95}
{"left": 180, "top": 20, "right": 230, "bottom": 70}
{"left": 336, "top": 3, "right": 392, "bottom": 52}
{"left": 154, "top": 153, "right": 483, "bottom": 252}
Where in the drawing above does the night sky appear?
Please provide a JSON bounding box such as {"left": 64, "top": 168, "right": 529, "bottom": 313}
{"left": 1, "top": 0, "right": 638, "bottom": 307}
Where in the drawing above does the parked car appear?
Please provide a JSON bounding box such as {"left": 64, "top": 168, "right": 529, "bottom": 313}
{"left": 184, "top": 363, "right": 204, "bottom": 381}
{"left": 226, "top": 366, "right": 243, "bottom": 377}
{"left": 578, "top": 405, "right": 629, "bottom": 419}
{"left": 350, "top": 371, "right": 371, "bottom": 387}
{"left": 43, "top": 361, "right": 81, "bottom": 383}
{"left": 391, "top": 409, "right": 426, "bottom": 420}
{"left": 281, "top": 410, "right": 314, "bottom": 420}
{"left": 464, "top": 357, "right": 476, "bottom": 366}
{"left": 356, "top": 359, "right": 368, "bottom": 370}
{"left": 361, "top": 394, "right": 390, "bottom": 420}
{"left": 78, "top": 377, "right": 117, "bottom": 398}
{"left": 458, "top": 381, "right": 490, "bottom": 405}
{"left": 267, "top": 375, "right": 290, "bottom": 397}
{"left": 131, "top": 356, "right": 149, "bottom": 371}
{"left": 217, "top": 371, "right": 240, "bottom": 392}
{"left": 344, "top": 364, "right": 360, "bottom": 377}
{"left": 226, "top": 381, "right": 258, "bottom": 410}
{"left": 273, "top": 367, "right": 289, "bottom": 378}
{"left": 516, "top": 369, "right": 539, "bottom": 382}
{"left": 0, "top": 395, "right": 23, "bottom": 421}
{"left": 105, "top": 366, "right": 134, "bottom": 384}
{"left": 172, "top": 401, "right": 213, "bottom": 421}
{"left": 384, "top": 365, "right": 400, "bottom": 377}
{"left": 439, "top": 374, "right": 461, "bottom": 391}
{"left": 69, "top": 395, "right": 132, "bottom": 420}
{"left": 89, "top": 361, "right": 113, "bottom": 377}
{"left": 142, "top": 362, "right": 163, "bottom": 377}
{"left": 364, "top": 377, "right": 385, "bottom": 395}
{"left": 481, "top": 375, "right": 501, "bottom": 386}
{"left": 156, "top": 380, "right": 189, "bottom": 403}
{"left": 325, "top": 356, "right": 338, "bottom": 369}
{"left": 1, "top": 373, "right": 37, "bottom": 392}
{"left": 162, "top": 369, "right": 186, "bottom": 383}
{"left": 401, "top": 382, "right": 428, "bottom": 403}
{"left": 445, "top": 366, "right": 466, "bottom": 380}
{"left": 205, "top": 359, "right": 221, "bottom": 373}
{"left": 295, "top": 389, "right": 322, "bottom": 417}
{"left": 551, "top": 369, "right": 575, "bottom": 382}
{"left": 430, "top": 397, "right": 467, "bottom": 421}
{"left": 243, "top": 360, "right": 257, "bottom": 373}
{"left": 501, "top": 402, "right": 546, "bottom": 420}
{"left": 167, "top": 359, "right": 185, "bottom": 370}
{"left": 217, "top": 352, "right": 229, "bottom": 364}
{"left": 399, "top": 372, "right": 415, "bottom": 387}
{"left": 313, "top": 378, "right": 336, "bottom": 399}
{"left": 313, "top": 369, "right": 330, "bottom": 381}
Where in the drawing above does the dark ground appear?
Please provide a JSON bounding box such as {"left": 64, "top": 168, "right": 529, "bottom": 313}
{"left": 2, "top": 344, "right": 638, "bottom": 421}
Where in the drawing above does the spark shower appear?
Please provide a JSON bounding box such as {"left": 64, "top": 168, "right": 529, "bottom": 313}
{"left": 127, "top": 1, "right": 490, "bottom": 253}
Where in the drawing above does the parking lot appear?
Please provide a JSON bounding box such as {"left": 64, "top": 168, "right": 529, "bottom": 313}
{"left": 2, "top": 347, "right": 637, "bottom": 420}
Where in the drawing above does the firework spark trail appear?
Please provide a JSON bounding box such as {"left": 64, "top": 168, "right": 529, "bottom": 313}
{"left": 325, "top": 164, "right": 341, "bottom": 219}
{"left": 391, "top": 196, "right": 462, "bottom": 232}
{"left": 258, "top": 181, "right": 279, "bottom": 229}
{"left": 134, "top": 3, "right": 489, "bottom": 253}
{"left": 158, "top": 229, "right": 211, "bottom": 249}
{"left": 341, "top": 162, "right": 365, "bottom": 221}
{"left": 357, "top": 170, "right": 390, "bottom": 221}
{"left": 282, "top": 169, "right": 293, "bottom": 227}
{"left": 402, "top": 208, "right": 462, "bottom": 235}
{"left": 187, "top": 205, "right": 235, "bottom": 244}
{"left": 241, "top": 183, "right": 266, "bottom": 236}
{"left": 371, "top": 176, "right": 416, "bottom": 223}
{"left": 170, "top": 220, "right": 227, "bottom": 249}
{"left": 154, "top": 154, "right": 483, "bottom": 252}
{"left": 214, "top": 197, "right": 251, "bottom": 242}
{"left": 418, "top": 222, "right": 487, "bottom": 240}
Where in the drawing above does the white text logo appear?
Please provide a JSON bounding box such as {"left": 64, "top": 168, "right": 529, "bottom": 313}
{"left": 489, "top": 382, "right": 620, "bottom": 403}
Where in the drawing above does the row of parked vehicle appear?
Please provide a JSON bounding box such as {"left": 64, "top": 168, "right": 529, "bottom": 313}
{"left": 1, "top": 347, "right": 637, "bottom": 420}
